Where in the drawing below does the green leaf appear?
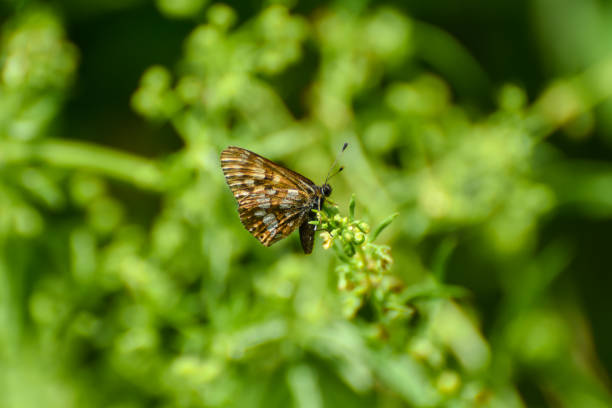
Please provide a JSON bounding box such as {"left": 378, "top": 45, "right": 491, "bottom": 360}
{"left": 399, "top": 281, "right": 471, "bottom": 302}
{"left": 370, "top": 212, "right": 399, "bottom": 242}
{"left": 432, "top": 237, "right": 457, "bottom": 282}
{"left": 349, "top": 194, "right": 356, "bottom": 220}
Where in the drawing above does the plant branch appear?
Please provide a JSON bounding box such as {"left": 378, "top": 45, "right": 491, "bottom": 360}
{"left": 1, "top": 139, "right": 165, "bottom": 190}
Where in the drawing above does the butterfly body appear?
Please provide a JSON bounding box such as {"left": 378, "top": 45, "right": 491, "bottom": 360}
{"left": 221, "top": 146, "right": 332, "bottom": 254}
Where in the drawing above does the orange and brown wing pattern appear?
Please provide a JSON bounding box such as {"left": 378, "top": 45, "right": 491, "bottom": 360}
{"left": 221, "top": 146, "right": 317, "bottom": 193}
{"left": 220, "top": 146, "right": 318, "bottom": 247}
{"left": 238, "top": 205, "right": 309, "bottom": 246}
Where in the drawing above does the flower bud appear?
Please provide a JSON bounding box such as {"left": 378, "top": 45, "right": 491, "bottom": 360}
{"left": 353, "top": 232, "right": 365, "bottom": 244}
{"left": 357, "top": 222, "right": 370, "bottom": 233}
{"left": 342, "top": 231, "right": 354, "bottom": 243}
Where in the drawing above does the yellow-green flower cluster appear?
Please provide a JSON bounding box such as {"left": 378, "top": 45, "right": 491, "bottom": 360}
{"left": 313, "top": 196, "right": 407, "bottom": 321}
{"left": 318, "top": 213, "right": 369, "bottom": 256}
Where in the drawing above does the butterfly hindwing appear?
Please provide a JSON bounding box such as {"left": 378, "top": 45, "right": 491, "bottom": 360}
{"left": 239, "top": 205, "right": 308, "bottom": 246}
{"left": 221, "top": 146, "right": 319, "bottom": 248}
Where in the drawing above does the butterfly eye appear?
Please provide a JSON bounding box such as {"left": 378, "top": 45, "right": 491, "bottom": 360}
{"left": 322, "top": 184, "right": 332, "bottom": 197}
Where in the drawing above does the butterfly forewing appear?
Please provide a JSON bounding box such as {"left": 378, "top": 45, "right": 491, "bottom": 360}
{"left": 221, "top": 146, "right": 320, "bottom": 249}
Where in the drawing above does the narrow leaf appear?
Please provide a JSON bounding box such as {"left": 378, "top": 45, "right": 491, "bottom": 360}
{"left": 432, "top": 237, "right": 457, "bottom": 282}
{"left": 349, "top": 194, "right": 356, "bottom": 220}
{"left": 370, "top": 213, "right": 398, "bottom": 242}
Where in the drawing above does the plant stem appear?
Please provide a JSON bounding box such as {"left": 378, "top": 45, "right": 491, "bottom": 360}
{"left": 1, "top": 139, "right": 165, "bottom": 190}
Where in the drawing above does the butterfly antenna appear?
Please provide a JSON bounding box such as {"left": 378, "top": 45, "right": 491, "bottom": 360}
{"left": 324, "top": 142, "right": 348, "bottom": 184}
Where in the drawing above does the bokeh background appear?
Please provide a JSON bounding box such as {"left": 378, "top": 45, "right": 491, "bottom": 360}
{"left": 1, "top": 0, "right": 612, "bottom": 407}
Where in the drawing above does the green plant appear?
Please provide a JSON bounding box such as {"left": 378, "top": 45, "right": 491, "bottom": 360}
{"left": 1, "top": 2, "right": 612, "bottom": 408}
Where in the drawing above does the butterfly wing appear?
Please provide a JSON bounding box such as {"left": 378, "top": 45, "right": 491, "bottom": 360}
{"left": 221, "top": 146, "right": 319, "bottom": 248}
{"left": 240, "top": 205, "right": 309, "bottom": 247}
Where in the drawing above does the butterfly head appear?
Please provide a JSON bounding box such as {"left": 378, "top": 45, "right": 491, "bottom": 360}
{"left": 322, "top": 183, "right": 332, "bottom": 197}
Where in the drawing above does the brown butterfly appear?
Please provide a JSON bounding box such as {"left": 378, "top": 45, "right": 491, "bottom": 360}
{"left": 221, "top": 144, "right": 347, "bottom": 254}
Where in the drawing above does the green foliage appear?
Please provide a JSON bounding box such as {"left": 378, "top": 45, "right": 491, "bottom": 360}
{"left": 1, "top": 2, "right": 612, "bottom": 408}
{"left": 313, "top": 202, "right": 401, "bottom": 319}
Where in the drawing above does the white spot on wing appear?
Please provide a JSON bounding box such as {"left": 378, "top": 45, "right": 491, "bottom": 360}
{"left": 257, "top": 196, "right": 271, "bottom": 208}
{"left": 280, "top": 191, "right": 300, "bottom": 208}
{"left": 255, "top": 209, "right": 266, "bottom": 217}
{"left": 263, "top": 213, "right": 276, "bottom": 225}
{"left": 229, "top": 179, "right": 254, "bottom": 187}
{"left": 263, "top": 213, "right": 278, "bottom": 233}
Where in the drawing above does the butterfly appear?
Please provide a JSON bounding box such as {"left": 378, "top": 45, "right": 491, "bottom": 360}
{"left": 221, "top": 143, "right": 347, "bottom": 254}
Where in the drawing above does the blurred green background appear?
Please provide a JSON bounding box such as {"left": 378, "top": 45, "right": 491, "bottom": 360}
{"left": 1, "top": 0, "right": 612, "bottom": 407}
